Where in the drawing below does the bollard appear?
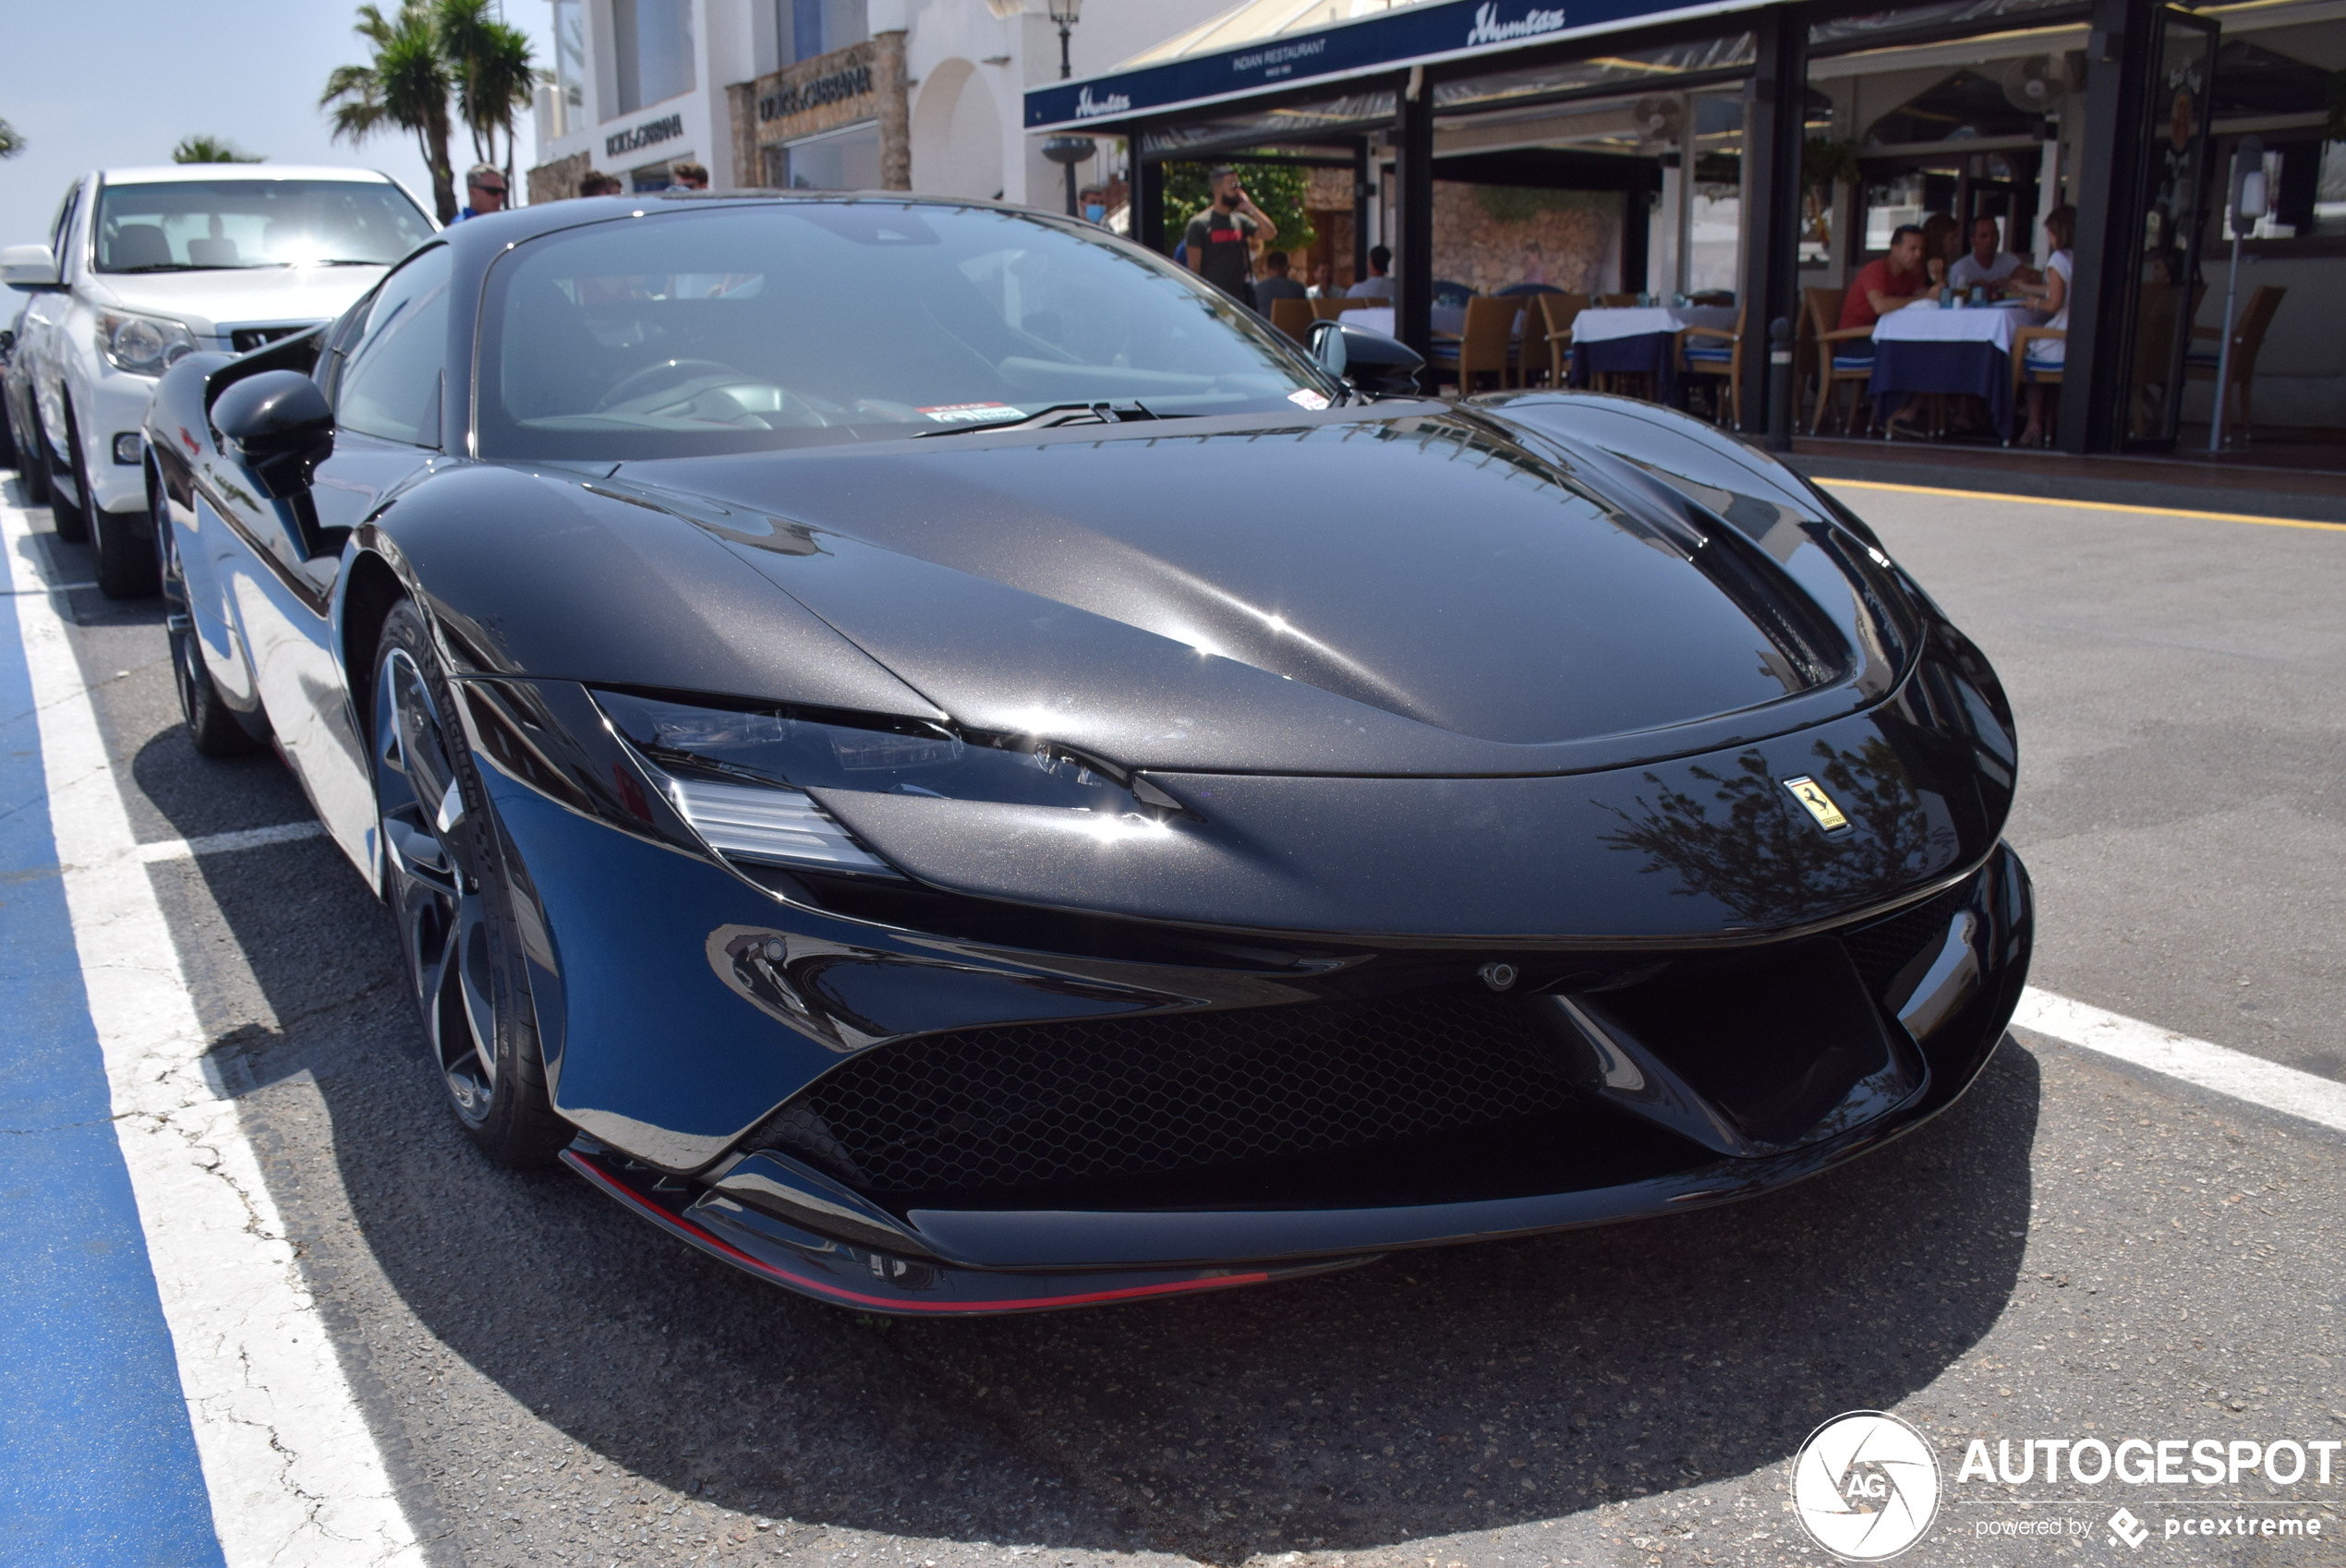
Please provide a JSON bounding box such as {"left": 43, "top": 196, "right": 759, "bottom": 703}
{"left": 1766, "top": 316, "right": 1794, "bottom": 452}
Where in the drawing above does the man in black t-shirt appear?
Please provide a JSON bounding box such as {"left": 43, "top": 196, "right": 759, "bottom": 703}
{"left": 1184, "top": 166, "right": 1276, "bottom": 308}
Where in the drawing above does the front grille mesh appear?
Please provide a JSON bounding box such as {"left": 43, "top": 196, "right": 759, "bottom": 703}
{"left": 229, "top": 325, "right": 307, "bottom": 354}
{"left": 753, "top": 988, "right": 1578, "bottom": 1196}
{"left": 1839, "top": 878, "right": 1973, "bottom": 996}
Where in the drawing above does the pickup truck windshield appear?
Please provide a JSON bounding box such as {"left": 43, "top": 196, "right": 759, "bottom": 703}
{"left": 94, "top": 179, "right": 435, "bottom": 272}
{"left": 478, "top": 200, "right": 1336, "bottom": 460}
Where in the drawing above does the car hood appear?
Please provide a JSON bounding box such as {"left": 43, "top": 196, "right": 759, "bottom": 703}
{"left": 84, "top": 264, "right": 388, "bottom": 333}
{"left": 605, "top": 407, "right": 1905, "bottom": 778}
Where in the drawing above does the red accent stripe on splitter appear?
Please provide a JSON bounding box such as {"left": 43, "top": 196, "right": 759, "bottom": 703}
{"left": 563, "top": 1151, "right": 1273, "bottom": 1312}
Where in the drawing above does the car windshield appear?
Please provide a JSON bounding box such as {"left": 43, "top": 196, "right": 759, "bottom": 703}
{"left": 93, "top": 179, "right": 435, "bottom": 272}
{"left": 478, "top": 200, "right": 1336, "bottom": 459}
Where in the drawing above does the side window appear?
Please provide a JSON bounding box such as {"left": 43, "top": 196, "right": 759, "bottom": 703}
{"left": 337, "top": 246, "right": 453, "bottom": 447}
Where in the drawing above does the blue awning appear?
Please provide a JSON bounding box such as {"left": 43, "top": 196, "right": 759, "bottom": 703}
{"left": 1024, "top": 0, "right": 1765, "bottom": 132}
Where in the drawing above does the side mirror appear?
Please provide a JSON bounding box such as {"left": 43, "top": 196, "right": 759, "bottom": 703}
{"left": 1, "top": 243, "right": 61, "bottom": 293}
{"left": 1310, "top": 318, "right": 1424, "bottom": 395}
{"left": 212, "top": 370, "right": 336, "bottom": 501}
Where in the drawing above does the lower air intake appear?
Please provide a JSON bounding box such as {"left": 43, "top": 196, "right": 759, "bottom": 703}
{"left": 751, "top": 988, "right": 1579, "bottom": 1197}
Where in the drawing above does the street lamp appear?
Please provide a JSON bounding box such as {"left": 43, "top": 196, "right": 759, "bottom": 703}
{"left": 1045, "top": 0, "right": 1094, "bottom": 217}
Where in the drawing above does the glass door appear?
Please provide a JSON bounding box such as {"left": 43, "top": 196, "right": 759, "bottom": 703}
{"left": 2122, "top": 8, "right": 2218, "bottom": 447}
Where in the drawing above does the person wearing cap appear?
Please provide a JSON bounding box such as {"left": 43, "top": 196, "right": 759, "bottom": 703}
{"left": 457, "top": 163, "right": 508, "bottom": 221}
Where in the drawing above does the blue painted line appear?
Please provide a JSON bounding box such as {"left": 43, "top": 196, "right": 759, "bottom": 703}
{"left": 0, "top": 518, "right": 225, "bottom": 1566}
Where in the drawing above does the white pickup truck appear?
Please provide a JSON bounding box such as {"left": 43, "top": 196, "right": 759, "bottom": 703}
{"left": 2, "top": 165, "right": 435, "bottom": 595}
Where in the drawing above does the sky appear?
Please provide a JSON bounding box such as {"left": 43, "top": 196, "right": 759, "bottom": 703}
{"left": 0, "top": 0, "right": 555, "bottom": 244}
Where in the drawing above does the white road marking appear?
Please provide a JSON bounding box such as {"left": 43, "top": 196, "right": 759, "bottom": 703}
{"left": 2016, "top": 986, "right": 2346, "bottom": 1137}
{"left": 1, "top": 500, "right": 424, "bottom": 1566}
{"left": 137, "top": 820, "right": 329, "bottom": 863}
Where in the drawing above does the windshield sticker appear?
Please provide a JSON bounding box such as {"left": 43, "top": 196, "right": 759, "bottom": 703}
{"left": 918, "top": 403, "right": 1019, "bottom": 423}
{"left": 1288, "top": 389, "right": 1332, "bottom": 411}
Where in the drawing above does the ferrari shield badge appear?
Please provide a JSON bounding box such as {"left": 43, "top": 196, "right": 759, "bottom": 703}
{"left": 1782, "top": 776, "right": 1850, "bottom": 832}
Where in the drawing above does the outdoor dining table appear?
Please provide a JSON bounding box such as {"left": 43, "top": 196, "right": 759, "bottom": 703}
{"left": 1566, "top": 305, "right": 1736, "bottom": 403}
{"left": 1868, "top": 300, "right": 2041, "bottom": 441}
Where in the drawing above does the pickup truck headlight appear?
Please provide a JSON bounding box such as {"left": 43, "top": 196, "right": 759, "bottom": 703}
{"left": 593, "top": 690, "right": 1176, "bottom": 879}
{"left": 96, "top": 309, "right": 197, "bottom": 376}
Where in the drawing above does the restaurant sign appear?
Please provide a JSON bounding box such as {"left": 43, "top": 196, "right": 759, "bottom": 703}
{"left": 607, "top": 113, "right": 685, "bottom": 157}
{"left": 1025, "top": 0, "right": 1751, "bottom": 128}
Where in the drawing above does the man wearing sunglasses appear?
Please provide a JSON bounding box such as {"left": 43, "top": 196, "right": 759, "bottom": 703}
{"left": 457, "top": 163, "right": 509, "bottom": 222}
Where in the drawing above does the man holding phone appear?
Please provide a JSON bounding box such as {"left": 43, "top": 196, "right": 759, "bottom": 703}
{"left": 1185, "top": 166, "right": 1276, "bottom": 308}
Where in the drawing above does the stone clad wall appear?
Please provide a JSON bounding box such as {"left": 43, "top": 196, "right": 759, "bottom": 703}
{"left": 730, "top": 38, "right": 910, "bottom": 192}
{"left": 1431, "top": 183, "right": 1623, "bottom": 296}
{"left": 526, "top": 151, "right": 593, "bottom": 207}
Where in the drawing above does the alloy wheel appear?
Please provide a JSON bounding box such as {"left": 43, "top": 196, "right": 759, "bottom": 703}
{"left": 373, "top": 645, "right": 502, "bottom": 1124}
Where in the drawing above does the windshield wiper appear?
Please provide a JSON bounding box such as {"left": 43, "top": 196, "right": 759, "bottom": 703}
{"left": 913, "top": 400, "right": 1168, "bottom": 438}
{"left": 103, "top": 262, "right": 215, "bottom": 273}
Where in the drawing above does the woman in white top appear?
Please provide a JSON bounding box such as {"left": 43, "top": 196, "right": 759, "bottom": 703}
{"left": 2015, "top": 204, "right": 2075, "bottom": 447}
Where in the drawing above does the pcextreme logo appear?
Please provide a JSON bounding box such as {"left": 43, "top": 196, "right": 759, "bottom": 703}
{"left": 1791, "top": 1412, "right": 2338, "bottom": 1560}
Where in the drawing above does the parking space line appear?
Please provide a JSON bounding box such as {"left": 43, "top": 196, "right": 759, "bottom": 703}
{"left": 2016, "top": 986, "right": 2346, "bottom": 1136}
{"left": 137, "top": 820, "right": 329, "bottom": 863}
{"left": 1818, "top": 477, "right": 2346, "bottom": 534}
{"left": 1, "top": 500, "right": 425, "bottom": 1567}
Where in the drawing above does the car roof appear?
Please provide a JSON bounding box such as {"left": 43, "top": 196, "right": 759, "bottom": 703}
{"left": 97, "top": 166, "right": 404, "bottom": 187}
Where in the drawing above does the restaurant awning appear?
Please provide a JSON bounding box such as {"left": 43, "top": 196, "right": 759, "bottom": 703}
{"left": 1023, "top": 0, "right": 1771, "bottom": 133}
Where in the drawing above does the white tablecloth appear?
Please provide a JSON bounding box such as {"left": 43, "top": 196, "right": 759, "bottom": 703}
{"left": 1337, "top": 306, "right": 1470, "bottom": 338}
{"left": 1871, "top": 300, "right": 2041, "bottom": 353}
{"left": 1570, "top": 305, "right": 1736, "bottom": 344}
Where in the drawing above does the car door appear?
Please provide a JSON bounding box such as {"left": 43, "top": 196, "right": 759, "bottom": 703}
{"left": 210, "top": 244, "right": 451, "bottom": 874}
{"left": 25, "top": 178, "right": 83, "bottom": 463}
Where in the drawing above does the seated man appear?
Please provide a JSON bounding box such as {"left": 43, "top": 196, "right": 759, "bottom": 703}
{"left": 1840, "top": 223, "right": 1931, "bottom": 431}
{"left": 1948, "top": 215, "right": 2040, "bottom": 295}
{"left": 1253, "top": 249, "right": 1310, "bottom": 305}
{"left": 1841, "top": 223, "right": 1929, "bottom": 332}
{"left": 1347, "top": 246, "right": 1394, "bottom": 299}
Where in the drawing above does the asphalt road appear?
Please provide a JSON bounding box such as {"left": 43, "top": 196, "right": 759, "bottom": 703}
{"left": 8, "top": 469, "right": 2344, "bottom": 1567}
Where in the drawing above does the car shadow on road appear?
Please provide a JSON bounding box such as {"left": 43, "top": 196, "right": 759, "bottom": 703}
{"left": 180, "top": 772, "right": 2037, "bottom": 1568}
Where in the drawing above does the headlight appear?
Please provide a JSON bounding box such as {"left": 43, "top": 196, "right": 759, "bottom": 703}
{"left": 96, "top": 310, "right": 197, "bottom": 376}
{"left": 594, "top": 690, "right": 1175, "bottom": 878}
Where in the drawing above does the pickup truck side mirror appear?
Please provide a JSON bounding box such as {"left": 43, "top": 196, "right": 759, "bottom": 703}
{"left": 1310, "top": 317, "right": 1425, "bottom": 395}
{"left": 0, "top": 244, "right": 62, "bottom": 293}
{"left": 212, "top": 370, "right": 337, "bottom": 501}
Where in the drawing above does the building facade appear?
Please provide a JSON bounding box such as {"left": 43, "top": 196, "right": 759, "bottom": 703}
{"left": 527, "top": 0, "right": 1234, "bottom": 212}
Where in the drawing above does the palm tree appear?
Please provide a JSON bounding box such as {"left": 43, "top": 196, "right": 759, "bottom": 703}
{"left": 435, "top": 0, "right": 539, "bottom": 183}
{"left": 172, "top": 135, "right": 265, "bottom": 163}
{"left": 0, "top": 118, "right": 23, "bottom": 159}
{"left": 322, "top": 4, "right": 458, "bottom": 223}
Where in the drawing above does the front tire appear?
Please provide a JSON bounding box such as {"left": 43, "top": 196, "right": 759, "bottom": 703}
{"left": 161, "top": 487, "right": 260, "bottom": 758}
{"left": 370, "top": 599, "right": 572, "bottom": 1166}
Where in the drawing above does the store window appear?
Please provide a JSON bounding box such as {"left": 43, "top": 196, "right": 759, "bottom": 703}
{"left": 777, "top": 0, "right": 868, "bottom": 66}
{"left": 774, "top": 122, "right": 881, "bottom": 189}
{"left": 614, "top": 0, "right": 695, "bottom": 115}
{"left": 551, "top": 0, "right": 586, "bottom": 135}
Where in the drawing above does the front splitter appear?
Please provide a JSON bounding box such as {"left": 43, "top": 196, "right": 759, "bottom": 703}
{"left": 562, "top": 1141, "right": 1382, "bottom": 1316}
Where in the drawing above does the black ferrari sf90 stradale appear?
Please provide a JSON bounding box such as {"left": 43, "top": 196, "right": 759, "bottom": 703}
{"left": 145, "top": 194, "right": 2028, "bottom": 1315}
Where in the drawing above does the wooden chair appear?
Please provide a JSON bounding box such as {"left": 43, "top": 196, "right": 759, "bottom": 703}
{"left": 1312, "top": 296, "right": 1374, "bottom": 320}
{"left": 1798, "top": 286, "right": 1840, "bottom": 425}
{"left": 1598, "top": 293, "right": 1639, "bottom": 308}
{"left": 2009, "top": 326, "right": 2064, "bottom": 445}
{"left": 1805, "top": 286, "right": 1878, "bottom": 435}
{"left": 1430, "top": 295, "right": 1525, "bottom": 392}
{"left": 1678, "top": 307, "right": 1746, "bottom": 426}
{"left": 1268, "top": 296, "right": 1315, "bottom": 344}
{"left": 2185, "top": 283, "right": 2285, "bottom": 444}
{"left": 1532, "top": 292, "right": 1589, "bottom": 387}
{"left": 2125, "top": 280, "right": 2204, "bottom": 440}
